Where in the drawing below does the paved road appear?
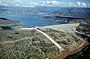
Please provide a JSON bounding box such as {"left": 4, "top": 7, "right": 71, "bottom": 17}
{"left": 35, "top": 27, "right": 64, "bottom": 51}
{"left": 19, "top": 27, "right": 64, "bottom": 51}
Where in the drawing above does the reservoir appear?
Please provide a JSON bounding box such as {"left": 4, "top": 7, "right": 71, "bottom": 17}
{"left": 0, "top": 14, "right": 66, "bottom": 27}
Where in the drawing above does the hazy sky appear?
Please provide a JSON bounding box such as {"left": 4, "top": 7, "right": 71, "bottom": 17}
{"left": 0, "top": 0, "right": 90, "bottom": 7}
{"left": 24, "top": 0, "right": 90, "bottom": 3}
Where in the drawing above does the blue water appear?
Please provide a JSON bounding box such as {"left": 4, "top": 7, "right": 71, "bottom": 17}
{"left": 0, "top": 14, "right": 66, "bottom": 27}
{"left": 0, "top": 6, "right": 67, "bottom": 27}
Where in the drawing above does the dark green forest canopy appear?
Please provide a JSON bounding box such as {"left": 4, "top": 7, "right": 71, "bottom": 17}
{"left": 0, "top": 18, "right": 21, "bottom": 26}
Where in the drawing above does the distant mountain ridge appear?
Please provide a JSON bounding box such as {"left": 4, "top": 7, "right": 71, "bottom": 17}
{"left": 50, "top": 8, "right": 90, "bottom": 18}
